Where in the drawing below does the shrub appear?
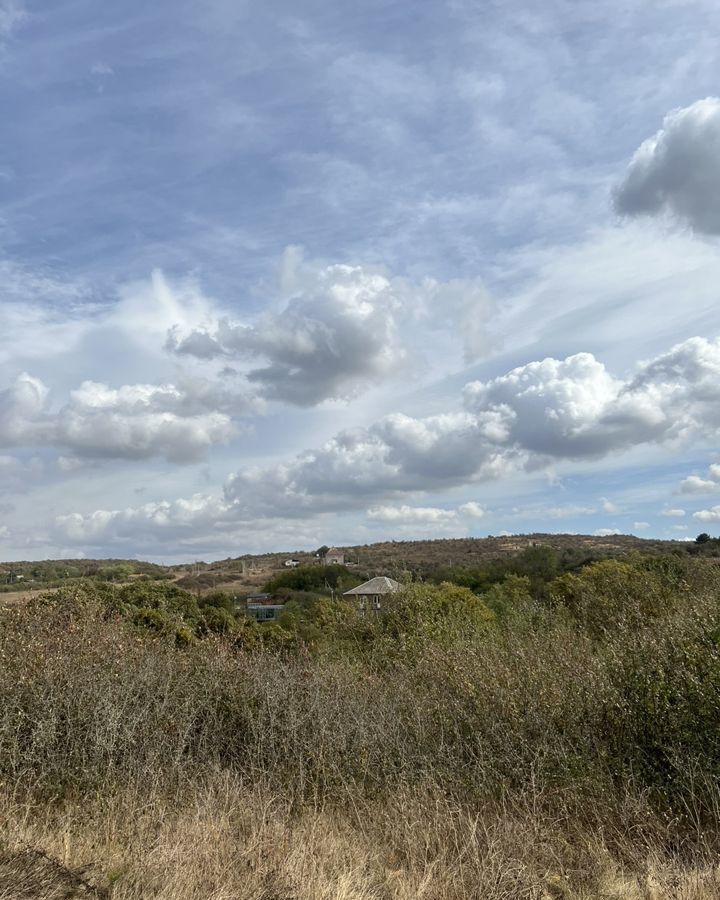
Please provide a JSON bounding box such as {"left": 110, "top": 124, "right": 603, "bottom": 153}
{"left": 380, "top": 582, "right": 495, "bottom": 649}
{"left": 264, "top": 565, "right": 365, "bottom": 596}
{"left": 549, "top": 558, "right": 676, "bottom": 636}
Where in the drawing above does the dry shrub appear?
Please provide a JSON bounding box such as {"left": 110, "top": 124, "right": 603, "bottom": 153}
{"left": 1, "top": 577, "right": 720, "bottom": 896}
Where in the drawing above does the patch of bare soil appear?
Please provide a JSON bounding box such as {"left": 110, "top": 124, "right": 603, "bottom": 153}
{"left": 0, "top": 848, "right": 107, "bottom": 899}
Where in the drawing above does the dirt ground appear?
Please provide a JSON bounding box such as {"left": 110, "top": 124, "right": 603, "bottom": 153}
{"left": 0, "top": 588, "right": 38, "bottom": 607}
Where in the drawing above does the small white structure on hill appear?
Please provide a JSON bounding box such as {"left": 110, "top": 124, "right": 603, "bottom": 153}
{"left": 343, "top": 576, "right": 401, "bottom": 615}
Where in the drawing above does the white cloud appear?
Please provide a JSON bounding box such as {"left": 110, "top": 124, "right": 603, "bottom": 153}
{"left": 545, "top": 504, "right": 597, "bottom": 519}
{"left": 661, "top": 508, "right": 686, "bottom": 517}
{"left": 458, "top": 501, "right": 485, "bottom": 518}
{"left": 91, "top": 62, "right": 114, "bottom": 77}
{"left": 204, "top": 334, "right": 720, "bottom": 519}
{"left": 0, "top": 372, "right": 238, "bottom": 463}
{"left": 601, "top": 497, "right": 619, "bottom": 514}
{"left": 693, "top": 506, "right": 720, "bottom": 523}
{"left": 0, "top": 372, "right": 49, "bottom": 445}
{"left": 367, "top": 504, "right": 459, "bottom": 524}
{"left": 55, "top": 493, "right": 232, "bottom": 543}
{"left": 167, "top": 248, "right": 495, "bottom": 406}
{"left": 465, "top": 335, "right": 720, "bottom": 460}
{"left": 633, "top": 521, "right": 650, "bottom": 530}
{"left": 614, "top": 98, "right": 720, "bottom": 234}
{"left": 54, "top": 331, "right": 720, "bottom": 543}
{"left": 593, "top": 528, "right": 622, "bottom": 537}
{"left": 681, "top": 461, "right": 720, "bottom": 493}
{"left": 367, "top": 501, "right": 485, "bottom": 525}
{"left": 681, "top": 475, "right": 719, "bottom": 493}
{"left": 223, "top": 334, "right": 720, "bottom": 518}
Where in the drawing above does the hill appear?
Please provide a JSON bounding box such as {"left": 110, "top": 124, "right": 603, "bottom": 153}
{"left": 0, "top": 532, "right": 708, "bottom": 603}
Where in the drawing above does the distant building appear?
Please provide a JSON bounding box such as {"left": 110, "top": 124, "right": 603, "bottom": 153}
{"left": 322, "top": 547, "right": 345, "bottom": 566}
{"left": 284, "top": 559, "right": 301, "bottom": 568}
{"left": 240, "top": 593, "right": 286, "bottom": 623}
{"left": 343, "top": 576, "right": 401, "bottom": 615}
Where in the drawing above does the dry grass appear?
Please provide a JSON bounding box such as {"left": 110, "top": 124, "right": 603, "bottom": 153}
{"left": 2, "top": 777, "right": 719, "bottom": 899}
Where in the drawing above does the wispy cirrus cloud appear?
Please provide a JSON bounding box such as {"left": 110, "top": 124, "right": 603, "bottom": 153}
{"left": 0, "top": 1, "right": 24, "bottom": 38}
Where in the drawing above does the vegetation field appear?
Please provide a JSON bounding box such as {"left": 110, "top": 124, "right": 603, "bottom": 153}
{"left": 1, "top": 541, "right": 720, "bottom": 897}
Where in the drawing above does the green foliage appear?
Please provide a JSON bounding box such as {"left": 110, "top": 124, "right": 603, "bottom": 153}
{"left": 96, "top": 563, "right": 135, "bottom": 582}
{"left": 428, "top": 545, "right": 578, "bottom": 601}
{"left": 116, "top": 581, "right": 205, "bottom": 630}
{"left": 481, "top": 574, "right": 534, "bottom": 620}
{"left": 601, "top": 611, "right": 720, "bottom": 796}
{"left": 549, "top": 558, "right": 681, "bottom": 636}
{"left": 263, "top": 564, "right": 364, "bottom": 596}
{"left": 381, "top": 582, "right": 495, "bottom": 648}
{"left": 132, "top": 606, "right": 171, "bottom": 633}
{"left": 202, "top": 606, "right": 237, "bottom": 634}
{"left": 198, "top": 590, "right": 235, "bottom": 613}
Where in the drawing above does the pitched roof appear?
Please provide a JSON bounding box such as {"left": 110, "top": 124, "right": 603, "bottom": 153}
{"left": 343, "top": 576, "right": 401, "bottom": 596}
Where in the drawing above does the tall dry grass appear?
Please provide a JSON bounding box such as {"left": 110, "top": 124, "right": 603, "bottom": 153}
{"left": 2, "top": 776, "right": 720, "bottom": 899}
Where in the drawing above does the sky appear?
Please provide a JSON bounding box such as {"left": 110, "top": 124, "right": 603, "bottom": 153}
{"left": 2, "top": 0, "right": 720, "bottom": 562}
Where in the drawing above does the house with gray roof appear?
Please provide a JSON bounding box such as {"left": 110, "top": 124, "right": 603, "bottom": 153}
{"left": 343, "top": 576, "right": 401, "bottom": 615}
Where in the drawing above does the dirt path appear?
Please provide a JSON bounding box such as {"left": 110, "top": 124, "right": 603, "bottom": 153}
{"left": 0, "top": 588, "right": 37, "bottom": 607}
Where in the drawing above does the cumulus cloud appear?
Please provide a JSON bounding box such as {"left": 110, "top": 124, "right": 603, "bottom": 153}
{"left": 224, "top": 335, "right": 720, "bottom": 517}
{"left": 614, "top": 98, "right": 720, "bottom": 234}
{"left": 470, "top": 336, "right": 720, "bottom": 459}
{"left": 168, "top": 259, "right": 408, "bottom": 405}
{"left": 167, "top": 248, "right": 494, "bottom": 406}
{"left": 694, "top": 506, "right": 720, "bottom": 523}
{"left": 681, "top": 462, "right": 720, "bottom": 493}
{"left": 54, "top": 333, "right": 720, "bottom": 539}
{"left": 55, "top": 494, "right": 232, "bottom": 544}
{"left": 0, "top": 373, "right": 240, "bottom": 462}
{"left": 0, "top": 373, "right": 49, "bottom": 445}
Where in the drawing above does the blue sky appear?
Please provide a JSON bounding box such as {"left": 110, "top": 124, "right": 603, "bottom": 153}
{"left": 2, "top": 0, "right": 720, "bottom": 560}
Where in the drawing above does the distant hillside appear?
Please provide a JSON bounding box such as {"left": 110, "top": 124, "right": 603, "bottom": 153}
{"left": 170, "top": 533, "right": 692, "bottom": 592}
{"left": 1, "top": 533, "right": 713, "bottom": 601}
{"left": 338, "top": 532, "right": 694, "bottom": 574}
